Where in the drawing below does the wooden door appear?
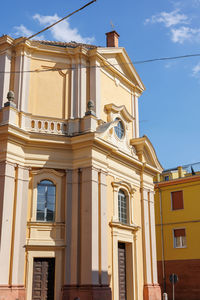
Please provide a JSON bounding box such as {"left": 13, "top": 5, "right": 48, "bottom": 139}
{"left": 32, "top": 258, "right": 55, "bottom": 300}
{"left": 118, "top": 243, "right": 127, "bottom": 300}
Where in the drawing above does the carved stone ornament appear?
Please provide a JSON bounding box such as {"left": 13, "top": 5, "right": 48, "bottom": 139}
{"left": 4, "top": 91, "right": 16, "bottom": 108}
{"left": 96, "top": 119, "right": 119, "bottom": 134}
{"left": 85, "top": 99, "right": 96, "bottom": 116}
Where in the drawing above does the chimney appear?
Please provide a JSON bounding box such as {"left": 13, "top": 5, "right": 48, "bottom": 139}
{"left": 178, "top": 166, "right": 184, "bottom": 178}
{"left": 106, "top": 31, "right": 120, "bottom": 47}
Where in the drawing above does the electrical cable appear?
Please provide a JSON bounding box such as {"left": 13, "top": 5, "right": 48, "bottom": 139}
{"left": 133, "top": 53, "right": 200, "bottom": 64}
{"left": 1, "top": 52, "right": 200, "bottom": 74}
{"left": 0, "top": 0, "right": 97, "bottom": 56}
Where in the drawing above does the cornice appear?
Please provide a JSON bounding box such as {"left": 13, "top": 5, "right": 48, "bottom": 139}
{"left": 89, "top": 51, "right": 143, "bottom": 94}
{"left": 130, "top": 135, "right": 163, "bottom": 173}
{"left": 0, "top": 35, "right": 14, "bottom": 46}
{"left": 155, "top": 174, "right": 200, "bottom": 188}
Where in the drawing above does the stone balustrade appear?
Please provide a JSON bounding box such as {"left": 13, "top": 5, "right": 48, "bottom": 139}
{"left": 29, "top": 117, "right": 67, "bottom": 135}
{"left": 0, "top": 105, "right": 98, "bottom": 136}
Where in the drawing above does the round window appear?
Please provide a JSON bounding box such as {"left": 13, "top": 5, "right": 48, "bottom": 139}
{"left": 114, "top": 118, "right": 124, "bottom": 139}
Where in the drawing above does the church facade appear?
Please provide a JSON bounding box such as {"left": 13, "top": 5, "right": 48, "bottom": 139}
{"left": 0, "top": 31, "right": 162, "bottom": 300}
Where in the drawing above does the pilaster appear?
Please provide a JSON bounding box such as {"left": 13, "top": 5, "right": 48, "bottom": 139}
{"left": 70, "top": 60, "right": 76, "bottom": 118}
{"left": 65, "top": 169, "right": 80, "bottom": 285}
{"left": 11, "top": 165, "right": 29, "bottom": 285}
{"left": 133, "top": 92, "right": 139, "bottom": 138}
{"left": 149, "top": 191, "right": 158, "bottom": 284}
{"left": 0, "top": 161, "right": 16, "bottom": 284}
{"left": 70, "top": 56, "right": 87, "bottom": 119}
{"left": 62, "top": 167, "right": 111, "bottom": 300}
{"left": 111, "top": 182, "right": 119, "bottom": 222}
{"left": 14, "top": 49, "right": 30, "bottom": 112}
{"left": 141, "top": 188, "right": 152, "bottom": 285}
{"left": 90, "top": 59, "right": 101, "bottom": 118}
{"left": 0, "top": 51, "right": 11, "bottom": 108}
{"left": 79, "top": 57, "right": 87, "bottom": 118}
{"left": 133, "top": 233, "right": 139, "bottom": 300}
{"left": 99, "top": 170, "right": 108, "bottom": 285}
{"left": 80, "top": 166, "right": 99, "bottom": 285}
{"left": 131, "top": 93, "right": 136, "bottom": 138}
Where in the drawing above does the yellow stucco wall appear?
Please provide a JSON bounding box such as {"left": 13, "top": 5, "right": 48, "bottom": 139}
{"left": 100, "top": 71, "right": 133, "bottom": 140}
{"left": 155, "top": 178, "right": 200, "bottom": 261}
{"left": 28, "top": 59, "right": 69, "bottom": 118}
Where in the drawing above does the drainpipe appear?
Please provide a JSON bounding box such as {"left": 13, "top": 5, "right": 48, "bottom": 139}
{"left": 159, "top": 187, "right": 166, "bottom": 293}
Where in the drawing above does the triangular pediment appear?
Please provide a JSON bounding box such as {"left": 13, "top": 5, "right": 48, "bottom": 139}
{"left": 97, "top": 47, "right": 145, "bottom": 91}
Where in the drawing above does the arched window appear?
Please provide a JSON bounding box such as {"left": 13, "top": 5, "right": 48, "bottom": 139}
{"left": 118, "top": 189, "right": 127, "bottom": 223}
{"left": 37, "top": 180, "right": 56, "bottom": 222}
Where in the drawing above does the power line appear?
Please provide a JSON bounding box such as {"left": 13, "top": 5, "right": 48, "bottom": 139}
{"left": 0, "top": 0, "right": 97, "bottom": 56}
{"left": 1, "top": 52, "right": 200, "bottom": 74}
{"left": 133, "top": 53, "right": 200, "bottom": 64}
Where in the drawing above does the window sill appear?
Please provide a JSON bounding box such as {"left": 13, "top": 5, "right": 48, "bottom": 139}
{"left": 174, "top": 246, "right": 187, "bottom": 249}
{"left": 109, "top": 221, "right": 140, "bottom": 231}
{"left": 27, "top": 221, "right": 65, "bottom": 227}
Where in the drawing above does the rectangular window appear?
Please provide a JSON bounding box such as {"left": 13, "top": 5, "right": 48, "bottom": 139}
{"left": 173, "top": 228, "right": 186, "bottom": 248}
{"left": 171, "top": 191, "right": 183, "bottom": 210}
{"left": 164, "top": 175, "right": 169, "bottom": 181}
{"left": 118, "top": 190, "right": 127, "bottom": 224}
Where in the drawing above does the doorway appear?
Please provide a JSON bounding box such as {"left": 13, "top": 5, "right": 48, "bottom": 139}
{"left": 118, "top": 243, "right": 127, "bottom": 300}
{"left": 32, "top": 258, "right": 55, "bottom": 300}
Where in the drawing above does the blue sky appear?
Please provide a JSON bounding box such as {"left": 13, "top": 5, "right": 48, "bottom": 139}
{"left": 1, "top": 0, "right": 200, "bottom": 169}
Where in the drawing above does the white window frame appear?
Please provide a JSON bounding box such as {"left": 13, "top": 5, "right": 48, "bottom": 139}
{"left": 112, "top": 181, "right": 136, "bottom": 225}
{"left": 31, "top": 169, "right": 63, "bottom": 222}
{"left": 173, "top": 228, "right": 187, "bottom": 248}
{"left": 118, "top": 189, "right": 128, "bottom": 224}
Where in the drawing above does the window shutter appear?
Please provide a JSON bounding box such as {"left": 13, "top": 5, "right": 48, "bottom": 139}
{"left": 174, "top": 228, "right": 185, "bottom": 237}
{"left": 171, "top": 191, "right": 183, "bottom": 210}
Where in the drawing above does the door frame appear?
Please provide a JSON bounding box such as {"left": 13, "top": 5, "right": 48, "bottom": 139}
{"left": 112, "top": 227, "right": 138, "bottom": 300}
{"left": 26, "top": 250, "right": 63, "bottom": 300}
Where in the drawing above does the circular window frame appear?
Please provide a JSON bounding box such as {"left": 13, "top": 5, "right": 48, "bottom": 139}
{"left": 114, "top": 118, "right": 125, "bottom": 140}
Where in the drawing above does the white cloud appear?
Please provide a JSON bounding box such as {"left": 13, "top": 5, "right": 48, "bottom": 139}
{"left": 13, "top": 24, "right": 45, "bottom": 40}
{"left": 33, "top": 13, "right": 94, "bottom": 44}
{"left": 171, "top": 26, "right": 200, "bottom": 43}
{"left": 13, "top": 25, "right": 34, "bottom": 37}
{"left": 12, "top": 13, "right": 94, "bottom": 44}
{"left": 145, "top": 9, "right": 200, "bottom": 44}
{"left": 145, "top": 9, "right": 189, "bottom": 28}
{"left": 192, "top": 62, "right": 200, "bottom": 77}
